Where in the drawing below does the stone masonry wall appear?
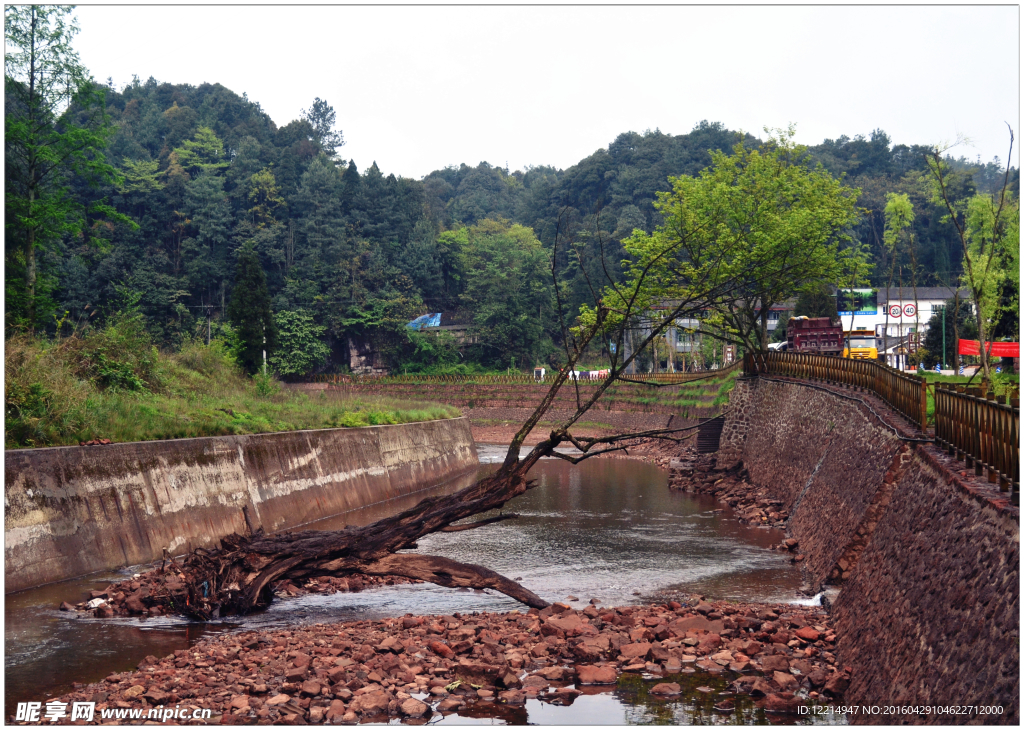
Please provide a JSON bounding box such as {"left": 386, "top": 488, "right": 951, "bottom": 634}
{"left": 5, "top": 418, "right": 477, "bottom": 593}
{"left": 720, "top": 377, "right": 1019, "bottom": 723}
{"left": 833, "top": 448, "right": 1019, "bottom": 721}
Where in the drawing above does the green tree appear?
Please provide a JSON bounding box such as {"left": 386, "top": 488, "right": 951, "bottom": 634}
{"left": 5, "top": 5, "right": 133, "bottom": 330}
{"left": 458, "top": 218, "right": 554, "bottom": 368}
{"left": 301, "top": 97, "right": 344, "bottom": 155}
{"left": 623, "top": 127, "right": 860, "bottom": 353}
{"left": 227, "top": 244, "right": 276, "bottom": 374}
{"left": 182, "top": 173, "right": 232, "bottom": 305}
{"left": 794, "top": 282, "right": 839, "bottom": 321}
{"left": 268, "top": 309, "right": 329, "bottom": 376}
{"left": 927, "top": 130, "right": 1019, "bottom": 381}
{"left": 172, "top": 126, "right": 228, "bottom": 177}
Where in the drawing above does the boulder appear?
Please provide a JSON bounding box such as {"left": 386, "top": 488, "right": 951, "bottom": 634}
{"left": 650, "top": 682, "right": 681, "bottom": 695}
{"left": 325, "top": 700, "right": 347, "bottom": 722}
{"left": 498, "top": 690, "right": 526, "bottom": 705}
{"left": 576, "top": 665, "right": 617, "bottom": 685}
{"left": 428, "top": 641, "right": 454, "bottom": 659}
{"left": 399, "top": 698, "right": 429, "bottom": 717}
{"left": 773, "top": 671, "right": 799, "bottom": 692}
{"left": 794, "top": 627, "right": 820, "bottom": 642}
{"left": 619, "top": 642, "right": 652, "bottom": 661}
{"left": 759, "top": 655, "right": 790, "bottom": 673}
{"left": 350, "top": 689, "right": 390, "bottom": 715}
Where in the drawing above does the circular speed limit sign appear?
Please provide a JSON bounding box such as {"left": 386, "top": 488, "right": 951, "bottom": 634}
{"left": 889, "top": 304, "right": 902, "bottom": 318}
{"left": 903, "top": 303, "right": 917, "bottom": 318}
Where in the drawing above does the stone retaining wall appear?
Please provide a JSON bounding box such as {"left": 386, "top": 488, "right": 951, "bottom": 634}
{"left": 5, "top": 419, "right": 478, "bottom": 593}
{"left": 720, "top": 377, "right": 1019, "bottom": 724}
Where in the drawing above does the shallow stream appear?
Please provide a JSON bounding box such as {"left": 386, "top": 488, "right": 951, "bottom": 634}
{"left": 5, "top": 445, "right": 842, "bottom": 724}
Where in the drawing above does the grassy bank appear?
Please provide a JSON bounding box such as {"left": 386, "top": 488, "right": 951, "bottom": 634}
{"left": 5, "top": 326, "right": 458, "bottom": 449}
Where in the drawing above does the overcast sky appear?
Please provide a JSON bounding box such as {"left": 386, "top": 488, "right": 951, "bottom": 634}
{"left": 73, "top": 4, "right": 1019, "bottom": 180}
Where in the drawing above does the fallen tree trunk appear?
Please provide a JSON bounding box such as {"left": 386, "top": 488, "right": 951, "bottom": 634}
{"left": 123, "top": 458, "right": 554, "bottom": 620}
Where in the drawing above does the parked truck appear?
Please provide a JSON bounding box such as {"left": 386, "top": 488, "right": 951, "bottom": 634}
{"left": 786, "top": 316, "right": 844, "bottom": 355}
{"left": 842, "top": 329, "right": 879, "bottom": 359}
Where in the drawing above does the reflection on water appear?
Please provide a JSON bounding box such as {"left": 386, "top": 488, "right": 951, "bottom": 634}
{"left": 5, "top": 445, "right": 814, "bottom": 723}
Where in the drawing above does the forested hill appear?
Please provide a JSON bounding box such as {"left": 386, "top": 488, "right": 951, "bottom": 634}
{"left": 6, "top": 75, "right": 1019, "bottom": 372}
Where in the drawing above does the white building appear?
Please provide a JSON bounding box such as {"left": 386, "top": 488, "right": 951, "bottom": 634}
{"left": 838, "top": 287, "right": 970, "bottom": 338}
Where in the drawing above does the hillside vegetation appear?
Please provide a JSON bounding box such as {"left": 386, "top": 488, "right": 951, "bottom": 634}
{"left": 4, "top": 312, "right": 457, "bottom": 449}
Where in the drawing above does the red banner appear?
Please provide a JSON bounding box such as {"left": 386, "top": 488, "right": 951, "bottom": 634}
{"left": 957, "top": 339, "right": 1020, "bottom": 357}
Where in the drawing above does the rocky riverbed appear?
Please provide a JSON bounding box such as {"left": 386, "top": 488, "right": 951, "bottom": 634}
{"left": 19, "top": 595, "right": 848, "bottom": 725}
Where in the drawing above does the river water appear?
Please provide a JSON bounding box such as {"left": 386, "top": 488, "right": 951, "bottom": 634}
{"left": 5, "top": 445, "right": 841, "bottom": 724}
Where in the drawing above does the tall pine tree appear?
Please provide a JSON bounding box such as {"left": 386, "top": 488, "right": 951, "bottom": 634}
{"left": 227, "top": 244, "right": 277, "bottom": 373}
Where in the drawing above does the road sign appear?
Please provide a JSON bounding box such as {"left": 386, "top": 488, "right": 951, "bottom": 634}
{"left": 888, "top": 304, "right": 902, "bottom": 318}
{"left": 902, "top": 303, "right": 917, "bottom": 318}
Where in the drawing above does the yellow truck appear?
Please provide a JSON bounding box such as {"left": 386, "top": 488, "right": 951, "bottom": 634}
{"left": 842, "top": 329, "right": 878, "bottom": 359}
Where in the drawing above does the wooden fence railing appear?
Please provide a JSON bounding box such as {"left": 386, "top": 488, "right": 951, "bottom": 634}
{"left": 934, "top": 386, "right": 1020, "bottom": 492}
{"left": 744, "top": 351, "right": 928, "bottom": 432}
{"left": 744, "top": 351, "right": 1021, "bottom": 493}
{"left": 313, "top": 362, "right": 741, "bottom": 387}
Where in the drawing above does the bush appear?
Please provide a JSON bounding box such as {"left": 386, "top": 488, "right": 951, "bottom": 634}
{"left": 64, "top": 309, "right": 159, "bottom": 392}
{"left": 4, "top": 335, "right": 87, "bottom": 446}
{"left": 268, "top": 310, "right": 329, "bottom": 377}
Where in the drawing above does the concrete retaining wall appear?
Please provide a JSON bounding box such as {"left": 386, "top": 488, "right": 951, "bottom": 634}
{"left": 5, "top": 418, "right": 478, "bottom": 593}
{"left": 720, "top": 377, "right": 1019, "bottom": 723}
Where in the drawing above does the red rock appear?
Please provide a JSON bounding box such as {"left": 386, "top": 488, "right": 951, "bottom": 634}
{"left": 670, "top": 616, "right": 725, "bottom": 635}
{"left": 650, "top": 682, "right": 681, "bottom": 695}
{"left": 454, "top": 660, "right": 503, "bottom": 685}
{"left": 522, "top": 675, "right": 549, "bottom": 689}
{"left": 545, "top": 613, "right": 583, "bottom": 634}
{"left": 437, "top": 698, "right": 463, "bottom": 712}
{"left": 759, "top": 655, "right": 790, "bottom": 673}
{"left": 576, "top": 665, "right": 617, "bottom": 684}
{"left": 349, "top": 689, "right": 390, "bottom": 714}
{"left": 500, "top": 671, "right": 521, "bottom": 688}
{"left": 824, "top": 673, "right": 849, "bottom": 696}
{"left": 494, "top": 688, "right": 524, "bottom": 705}
{"left": 325, "top": 699, "right": 346, "bottom": 721}
{"left": 265, "top": 694, "right": 292, "bottom": 706}
{"left": 773, "top": 671, "right": 799, "bottom": 692}
{"left": 545, "top": 688, "right": 581, "bottom": 705}
{"left": 536, "top": 666, "right": 565, "bottom": 680}
{"left": 619, "top": 642, "right": 652, "bottom": 660}
{"left": 762, "top": 692, "right": 802, "bottom": 713}
{"left": 300, "top": 679, "right": 321, "bottom": 696}
{"left": 292, "top": 653, "right": 311, "bottom": 668}
{"left": 428, "top": 641, "right": 454, "bottom": 659}
{"left": 696, "top": 633, "right": 722, "bottom": 653}
{"left": 228, "top": 695, "right": 249, "bottom": 711}
{"left": 399, "top": 698, "right": 429, "bottom": 717}
{"left": 749, "top": 678, "right": 775, "bottom": 697}
{"left": 794, "top": 627, "right": 820, "bottom": 642}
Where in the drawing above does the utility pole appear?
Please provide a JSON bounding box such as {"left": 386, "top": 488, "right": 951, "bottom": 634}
{"left": 941, "top": 305, "right": 946, "bottom": 370}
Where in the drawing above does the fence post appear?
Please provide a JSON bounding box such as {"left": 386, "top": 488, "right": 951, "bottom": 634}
{"left": 920, "top": 379, "right": 928, "bottom": 432}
